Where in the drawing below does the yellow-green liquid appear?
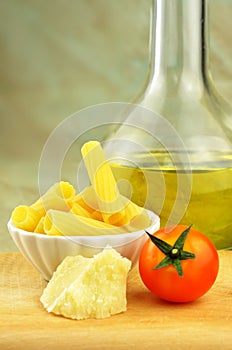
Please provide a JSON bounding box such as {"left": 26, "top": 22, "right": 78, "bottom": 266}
{"left": 111, "top": 152, "right": 232, "bottom": 249}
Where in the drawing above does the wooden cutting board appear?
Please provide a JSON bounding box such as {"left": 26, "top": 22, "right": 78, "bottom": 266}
{"left": 0, "top": 251, "right": 231, "bottom": 350}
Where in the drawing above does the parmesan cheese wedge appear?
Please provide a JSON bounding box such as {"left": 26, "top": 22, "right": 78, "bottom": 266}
{"left": 40, "top": 248, "right": 131, "bottom": 320}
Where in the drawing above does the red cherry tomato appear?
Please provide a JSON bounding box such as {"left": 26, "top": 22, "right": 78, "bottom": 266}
{"left": 139, "top": 225, "right": 219, "bottom": 303}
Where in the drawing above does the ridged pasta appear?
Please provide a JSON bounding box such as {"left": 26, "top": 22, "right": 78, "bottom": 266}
{"left": 31, "top": 181, "right": 75, "bottom": 216}
{"left": 71, "top": 202, "right": 92, "bottom": 218}
{"left": 90, "top": 210, "right": 104, "bottom": 222}
{"left": 44, "top": 210, "right": 128, "bottom": 236}
{"left": 34, "top": 216, "right": 45, "bottom": 234}
{"left": 71, "top": 186, "right": 99, "bottom": 213}
{"left": 11, "top": 141, "right": 150, "bottom": 236}
{"left": 81, "top": 141, "right": 126, "bottom": 225}
{"left": 71, "top": 186, "right": 109, "bottom": 222}
{"left": 11, "top": 205, "right": 41, "bottom": 231}
{"left": 124, "top": 209, "right": 151, "bottom": 232}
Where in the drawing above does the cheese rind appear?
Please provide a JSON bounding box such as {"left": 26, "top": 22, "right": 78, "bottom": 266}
{"left": 40, "top": 248, "right": 131, "bottom": 320}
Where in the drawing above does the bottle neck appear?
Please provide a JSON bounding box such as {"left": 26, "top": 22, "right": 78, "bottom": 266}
{"left": 149, "top": 0, "right": 210, "bottom": 92}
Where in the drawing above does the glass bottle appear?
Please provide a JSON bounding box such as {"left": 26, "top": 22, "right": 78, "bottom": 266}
{"left": 106, "top": 0, "right": 232, "bottom": 249}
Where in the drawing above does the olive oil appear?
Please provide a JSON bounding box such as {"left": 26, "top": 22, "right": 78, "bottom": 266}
{"left": 111, "top": 152, "right": 232, "bottom": 249}
{"left": 106, "top": 0, "right": 232, "bottom": 250}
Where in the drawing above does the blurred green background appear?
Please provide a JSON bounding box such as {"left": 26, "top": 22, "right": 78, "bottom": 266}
{"left": 0, "top": 0, "right": 231, "bottom": 250}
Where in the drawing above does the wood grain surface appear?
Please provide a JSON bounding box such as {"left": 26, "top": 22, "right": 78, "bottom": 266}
{"left": 0, "top": 251, "right": 231, "bottom": 350}
{"left": 0, "top": 1, "right": 232, "bottom": 253}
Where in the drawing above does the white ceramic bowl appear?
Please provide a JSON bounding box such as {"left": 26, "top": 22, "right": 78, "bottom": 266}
{"left": 8, "top": 209, "right": 160, "bottom": 281}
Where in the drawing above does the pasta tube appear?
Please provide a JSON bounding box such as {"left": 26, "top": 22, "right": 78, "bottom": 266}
{"left": 120, "top": 195, "right": 144, "bottom": 224}
{"left": 31, "top": 181, "right": 75, "bottom": 216}
{"left": 11, "top": 205, "right": 41, "bottom": 231}
{"left": 90, "top": 210, "right": 104, "bottom": 222}
{"left": 81, "top": 141, "right": 125, "bottom": 224}
{"left": 71, "top": 186, "right": 99, "bottom": 213}
{"left": 71, "top": 188, "right": 105, "bottom": 221}
{"left": 124, "top": 209, "right": 151, "bottom": 232}
{"left": 44, "top": 210, "right": 128, "bottom": 236}
{"left": 73, "top": 185, "right": 144, "bottom": 225}
{"left": 34, "top": 216, "right": 45, "bottom": 234}
{"left": 71, "top": 202, "right": 92, "bottom": 218}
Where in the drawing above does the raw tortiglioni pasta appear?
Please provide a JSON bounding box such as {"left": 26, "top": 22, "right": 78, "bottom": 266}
{"left": 72, "top": 186, "right": 97, "bottom": 213}
{"left": 34, "top": 216, "right": 45, "bottom": 234}
{"left": 31, "top": 181, "right": 75, "bottom": 216}
{"left": 81, "top": 141, "right": 126, "bottom": 225}
{"left": 44, "top": 210, "right": 128, "bottom": 236}
{"left": 12, "top": 181, "right": 75, "bottom": 232}
{"left": 11, "top": 205, "right": 41, "bottom": 231}
{"left": 11, "top": 141, "right": 150, "bottom": 236}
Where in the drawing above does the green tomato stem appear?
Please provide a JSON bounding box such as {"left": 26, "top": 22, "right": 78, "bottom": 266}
{"left": 146, "top": 226, "right": 196, "bottom": 277}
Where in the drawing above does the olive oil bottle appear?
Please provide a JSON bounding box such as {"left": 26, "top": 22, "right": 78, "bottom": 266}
{"left": 105, "top": 0, "right": 232, "bottom": 249}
